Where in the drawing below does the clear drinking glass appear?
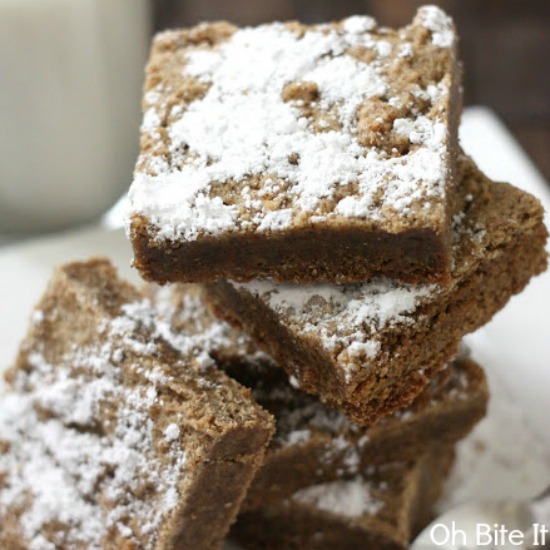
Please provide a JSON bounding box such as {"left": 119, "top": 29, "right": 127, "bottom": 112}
{"left": 0, "top": 0, "right": 151, "bottom": 234}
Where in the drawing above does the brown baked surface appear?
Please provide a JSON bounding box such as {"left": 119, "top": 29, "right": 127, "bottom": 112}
{"left": 0, "top": 259, "right": 274, "bottom": 550}
{"left": 127, "top": 6, "right": 462, "bottom": 285}
{"left": 148, "top": 283, "right": 486, "bottom": 512}
{"left": 204, "top": 155, "right": 548, "bottom": 425}
{"left": 230, "top": 446, "right": 455, "bottom": 550}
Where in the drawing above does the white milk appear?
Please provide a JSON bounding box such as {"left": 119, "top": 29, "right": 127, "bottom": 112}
{"left": 0, "top": 0, "right": 151, "bottom": 233}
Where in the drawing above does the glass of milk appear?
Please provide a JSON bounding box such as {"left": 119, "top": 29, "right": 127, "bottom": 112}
{"left": 0, "top": 0, "right": 151, "bottom": 234}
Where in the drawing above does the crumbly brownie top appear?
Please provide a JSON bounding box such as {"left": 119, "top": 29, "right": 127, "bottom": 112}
{"left": 233, "top": 155, "right": 545, "bottom": 383}
{"left": 0, "top": 261, "right": 270, "bottom": 549}
{"left": 0, "top": 328, "right": 186, "bottom": 549}
{"left": 128, "top": 6, "right": 458, "bottom": 243}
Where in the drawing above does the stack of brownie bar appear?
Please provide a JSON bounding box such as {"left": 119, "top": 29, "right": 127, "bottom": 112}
{"left": 0, "top": 260, "right": 486, "bottom": 549}
{"left": 149, "top": 282, "right": 490, "bottom": 548}
{"left": 124, "top": 5, "right": 547, "bottom": 547}
{"left": 0, "top": 5, "right": 547, "bottom": 550}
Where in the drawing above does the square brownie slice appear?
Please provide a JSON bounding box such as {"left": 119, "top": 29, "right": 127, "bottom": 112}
{"left": 0, "top": 259, "right": 274, "bottom": 550}
{"left": 230, "top": 447, "right": 455, "bottom": 550}
{"left": 204, "top": 155, "right": 548, "bottom": 425}
{"left": 127, "top": 6, "right": 462, "bottom": 285}
{"left": 149, "top": 284, "right": 487, "bottom": 511}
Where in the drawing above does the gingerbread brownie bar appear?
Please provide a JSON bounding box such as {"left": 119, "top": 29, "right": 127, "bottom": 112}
{"left": 0, "top": 259, "right": 274, "bottom": 550}
{"left": 231, "top": 447, "right": 455, "bottom": 550}
{"left": 204, "top": 156, "right": 548, "bottom": 425}
{"left": 148, "top": 284, "right": 487, "bottom": 511}
{"left": 127, "top": 6, "right": 462, "bottom": 285}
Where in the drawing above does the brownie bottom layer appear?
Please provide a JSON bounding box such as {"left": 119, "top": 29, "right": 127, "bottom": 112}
{"left": 130, "top": 217, "right": 451, "bottom": 285}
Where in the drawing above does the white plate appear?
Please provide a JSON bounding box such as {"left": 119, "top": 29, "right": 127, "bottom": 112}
{"left": 0, "top": 108, "right": 549, "bottom": 535}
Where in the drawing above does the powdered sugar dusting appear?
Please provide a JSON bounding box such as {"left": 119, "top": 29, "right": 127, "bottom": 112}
{"left": 128, "top": 10, "right": 456, "bottom": 242}
{"left": 149, "top": 284, "right": 276, "bottom": 368}
{"left": 292, "top": 477, "right": 384, "bottom": 517}
{"left": 164, "top": 423, "right": 181, "bottom": 442}
{"left": 237, "top": 278, "right": 436, "bottom": 379}
{"left": 342, "top": 15, "right": 376, "bottom": 34}
{"left": 418, "top": 5, "right": 455, "bottom": 48}
{"left": 0, "top": 306, "right": 191, "bottom": 549}
{"left": 0, "top": 275, "right": 271, "bottom": 548}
